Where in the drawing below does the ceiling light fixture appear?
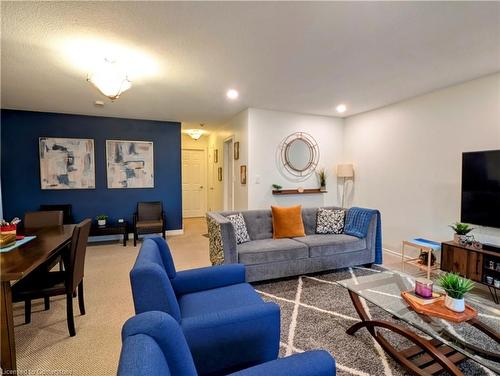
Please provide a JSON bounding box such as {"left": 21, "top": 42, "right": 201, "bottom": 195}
{"left": 336, "top": 104, "right": 347, "bottom": 114}
{"left": 226, "top": 89, "right": 239, "bottom": 100}
{"left": 87, "top": 58, "right": 132, "bottom": 100}
{"left": 186, "top": 129, "right": 204, "bottom": 140}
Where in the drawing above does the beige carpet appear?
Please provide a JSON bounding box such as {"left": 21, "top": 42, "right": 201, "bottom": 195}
{"left": 13, "top": 218, "right": 210, "bottom": 375}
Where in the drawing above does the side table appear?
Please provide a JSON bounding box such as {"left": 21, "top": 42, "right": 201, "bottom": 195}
{"left": 89, "top": 221, "right": 128, "bottom": 247}
{"left": 402, "top": 238, "right": 441, "bottom": 279}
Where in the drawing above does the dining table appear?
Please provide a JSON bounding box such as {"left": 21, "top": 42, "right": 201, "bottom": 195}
{"left": 1, "top": 224, "right": 75, "bottom": 372}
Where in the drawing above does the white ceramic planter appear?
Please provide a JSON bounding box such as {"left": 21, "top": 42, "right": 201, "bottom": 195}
{"left": 444, "top": 295, "right": 465, "bottom": 313}
{"left": 453, "top": 234, "right": 466, "bottom": 243}
{"left": 97, "top": 219, "right": 106, "bottom": 226}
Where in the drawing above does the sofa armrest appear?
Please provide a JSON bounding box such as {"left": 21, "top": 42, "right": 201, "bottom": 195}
{"left": 207, "top": 212, "right": 238, "bottom": 264}
{"left": 228, "top": 351, "right": 336, "bottom": 376}
{"left": 182, "top": 302, "right": 280, "bottom": 376}
{"left": 171, "top": 264, "right": 246, "bottom": 295}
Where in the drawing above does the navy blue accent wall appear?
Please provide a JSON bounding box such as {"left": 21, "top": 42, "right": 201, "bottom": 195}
{"left": 1, "top": 110, "right": 182, "bottom": 230}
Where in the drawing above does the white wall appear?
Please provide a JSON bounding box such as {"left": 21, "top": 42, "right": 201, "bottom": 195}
{"left": 344, "top": 73, "right": 500, "bottom": 251}
{"left": 214, "top": 110, "right": 249, "bottom": 210}
{"left": 248, "top": 108, "right": 344, "bottom": 209}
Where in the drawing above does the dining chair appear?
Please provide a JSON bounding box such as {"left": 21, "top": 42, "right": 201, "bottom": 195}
{"left": 24, "top": 210, "right": 63, "bottom": 228}
{"left": 133, "top": 201, "right": 166, "bottom": 246}
{"left": 39, "top": 204, "right": 74, "bottom": 224}
{"left": 12, "top": 218, "right": 91, "bottom": 336}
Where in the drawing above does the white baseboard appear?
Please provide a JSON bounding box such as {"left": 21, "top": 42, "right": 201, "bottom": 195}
{"left": 383, "top": 247, "right": 414, "bottom": 260}
{"left": 166, "top": 229, "right": 184, "bottom": 236}
{"left": 88, "top": 229, "right": 184, "bottom": 243}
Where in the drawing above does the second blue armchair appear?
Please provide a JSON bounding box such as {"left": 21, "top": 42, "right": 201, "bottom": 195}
{"left": 118, "top": 311, "right": 336, "bottom": 376}
{"left": 130, "top": 236, "right": 281, "bottom": 376}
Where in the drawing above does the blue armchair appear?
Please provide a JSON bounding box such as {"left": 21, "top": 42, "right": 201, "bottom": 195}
{"left": 118, "top": 311, "right": 336, "bottom": 376}
{"left": 130, "top": 236, "right": 281, "bottom": 376}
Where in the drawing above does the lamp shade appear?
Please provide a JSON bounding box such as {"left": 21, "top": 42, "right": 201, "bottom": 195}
{"left": 337, "top": 163, "right": 354, "bottom": 178}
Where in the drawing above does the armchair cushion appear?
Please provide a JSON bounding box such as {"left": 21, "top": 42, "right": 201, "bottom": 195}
{"left": 228, "top": 350, "right": 336, "bottom": 376}
{"left": 136, "top": 220, "right": 163, "bottom": 229}
{"left": 182, "top": 302, "right": 280, "bottom": 375}
{"left": 178, "top": 283, "right": 262, "bottom": 318}
{"left": 171, "top": 264, "right": 245, "bottom": 295}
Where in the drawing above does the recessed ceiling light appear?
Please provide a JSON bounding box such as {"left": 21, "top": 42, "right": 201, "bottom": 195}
{"left": 336, "top": 104, "right": 347, "bottom": 113}
{"left": 226, "top": 89, "right": 239, "bottom": 100}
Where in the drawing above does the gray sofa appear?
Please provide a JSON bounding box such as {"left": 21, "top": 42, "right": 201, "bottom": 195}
{"left": 206, "top": 207, "right": 378, "bottom": 282}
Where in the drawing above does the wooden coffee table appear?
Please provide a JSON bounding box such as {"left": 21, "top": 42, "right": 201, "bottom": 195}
{"left": 337, "top": 271, "right": 500, "bottom": 376}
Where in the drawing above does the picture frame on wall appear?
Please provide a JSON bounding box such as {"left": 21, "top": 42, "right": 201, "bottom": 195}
{"left": 106, "top": 140, "right": 154, "bottom": 188}
{"left": 218, "top": 167, "right": 223, "bottom": 181}
{"left": 240, "top": 165, "right": 247, "bottom": 184}
{"left": 39, "top": 137, "right": 96, "bottom": 190}
{"left": 234, "top": 141, "right": 240, "bottom": 160}
{"left": 214, "top": 149, "right": 218, "bottom": 163}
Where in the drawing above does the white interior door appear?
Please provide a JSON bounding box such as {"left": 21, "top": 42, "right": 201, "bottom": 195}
{"left": 182, "top": 149, "right": 207, "bottom": 218}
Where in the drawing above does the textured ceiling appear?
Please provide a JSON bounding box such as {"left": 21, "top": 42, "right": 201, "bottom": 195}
{"left": 1, "top": 1, "right": 499, "bottom": 123}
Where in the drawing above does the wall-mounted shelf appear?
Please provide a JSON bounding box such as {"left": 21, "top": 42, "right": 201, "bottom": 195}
{"left": 272, "top": 188, "right": 327, "bottom": 195}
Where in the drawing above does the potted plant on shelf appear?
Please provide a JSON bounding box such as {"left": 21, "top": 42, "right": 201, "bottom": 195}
{"left": 272, "top": 184, "right": 283, "bottom": 192}
{"left": 317, "top": 168, "right": 327, "bottom": 191}
{"left": 437, "top": 272, "right": 474, "bottom": 313}
{"left": 449, "top": 222, "right": 474, "bottom": 243}
{"left": 96, "top": 214, "right": 108, "bottom": 227}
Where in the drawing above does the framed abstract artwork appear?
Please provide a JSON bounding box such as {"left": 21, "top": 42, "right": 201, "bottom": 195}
{"left": 234, "top": 141, "right": 240, "bottom": 160}
{"left": 39, "top": 137, "right": 95, "bottom": 190}
{"left": 106, "top": 140, "right": 154, "bottom": 188}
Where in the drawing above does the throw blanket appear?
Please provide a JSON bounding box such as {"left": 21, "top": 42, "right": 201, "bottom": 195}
{"left": 344, "top": 207, "right": 382, "bottom": 264}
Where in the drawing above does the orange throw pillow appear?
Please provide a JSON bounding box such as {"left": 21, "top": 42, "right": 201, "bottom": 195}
{"left": 271, "top": 205, "right": 305, "bottom": 239}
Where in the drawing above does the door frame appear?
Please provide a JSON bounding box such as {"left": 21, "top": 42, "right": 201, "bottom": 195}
{"left": 223, "top": 137, "right": 234, "bottom": 211}
{"left": 181, "top": 147, "right": 208, "bottom": 218}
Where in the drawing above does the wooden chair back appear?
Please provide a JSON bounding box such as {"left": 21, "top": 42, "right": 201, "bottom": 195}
{"left": 137, "top": 202, "right": 163, "bottom": 221}
{"left": 66, "top": 219, "right": 91, "bottom": 292}
{"left": 24, "top": 210, "right": 63, "bottom": 229}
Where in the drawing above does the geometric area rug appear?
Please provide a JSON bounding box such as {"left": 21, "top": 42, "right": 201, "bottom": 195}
{"left": 252, "top": 266, "right": 497, "bottom": 376}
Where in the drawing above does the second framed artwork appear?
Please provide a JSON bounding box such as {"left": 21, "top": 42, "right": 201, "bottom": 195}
{"left": 240, "top": 165, "right": 247, "bottom": 184}
{"left": 106, "top": 140, "right": 154, "bottom": 188}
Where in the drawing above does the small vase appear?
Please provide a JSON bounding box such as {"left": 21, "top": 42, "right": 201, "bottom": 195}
{"left": 453, "top": 234, "right": 465, "bottom": 243}
{"left": 320, "top": 185, "right": 327, "bottom": 192}
{"left": 98, "top": 219, "right": 106, "bottom": 226}
{"left": 444, "top": 295, "right": 465, "bottom": 313}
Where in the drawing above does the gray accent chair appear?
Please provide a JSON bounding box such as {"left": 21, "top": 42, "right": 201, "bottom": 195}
{"left": 207, "top": 207, "right": 377, "bottom": 282}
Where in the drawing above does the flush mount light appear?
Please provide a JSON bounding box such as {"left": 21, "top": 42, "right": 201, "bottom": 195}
{"left": 336, "top": 104, "right": 347, "bottom": 113}
{"left": 87, "top": 58, "right": 132, "bottom": 100}
{"left": 185, "top": 129, "right": 204, "bottom": 140}
{"left": 226, "top": 89, "right": 239, "bottom": 100}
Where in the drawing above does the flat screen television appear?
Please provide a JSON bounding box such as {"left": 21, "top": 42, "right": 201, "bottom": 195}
{"left": 461, "top": 150, "right": 500, "bottom": 228}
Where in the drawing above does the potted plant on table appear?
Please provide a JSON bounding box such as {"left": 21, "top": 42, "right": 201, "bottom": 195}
{"left": 317, "top": 168, "right": 327, "bottom": 191}
{"left": 437, "top": 272, "right": 474, "bottom": 313}
{"left": 96, "top": 214, "right": 108, "bottom": 227}
{"left": 449, "top": 222, "right": 473, "bottom": 243}
{"left": 272, "top": 184, "right": 283, "bottom": 192}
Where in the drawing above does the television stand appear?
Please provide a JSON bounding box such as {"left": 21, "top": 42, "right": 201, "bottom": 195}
{"left": 441, "top": 241, "right": 499, "bottom": 304}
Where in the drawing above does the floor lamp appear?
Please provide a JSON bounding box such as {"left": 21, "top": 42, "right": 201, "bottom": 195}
{"left": 337, "top": 164, "right": 354, "bottom": 208}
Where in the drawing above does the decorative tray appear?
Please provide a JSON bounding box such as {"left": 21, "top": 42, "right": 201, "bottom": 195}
{"left": 401, "top": 291, "right": 477, "bottom": 323}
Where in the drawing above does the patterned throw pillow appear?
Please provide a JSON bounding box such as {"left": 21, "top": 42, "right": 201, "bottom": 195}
{"left": 316, "top": 208, "right": 345, "bottom": 234}
{"left": 227, "top": 213, "right": 251, "bottom": 244}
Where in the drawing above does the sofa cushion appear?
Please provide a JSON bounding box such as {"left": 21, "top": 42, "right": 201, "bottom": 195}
{"left": 294, "top": 234, "right": 366, "bottom": 258}
{"left": 227, "top": 213, "right": 250, "bottom": 244}
{"left": 237, "top": 238, "right": 308, "bottom": 265}
{"left": 271, "top": 205, "right": 305, "bottom": 239}
{"left": 241, "top": 210, "right": 273, "bottom": 240}
{"left": 316, "top": 208, "right": 345, "bottom": 234}
{"left": 178, "top": 283, "right": 263, "bottom": 318}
